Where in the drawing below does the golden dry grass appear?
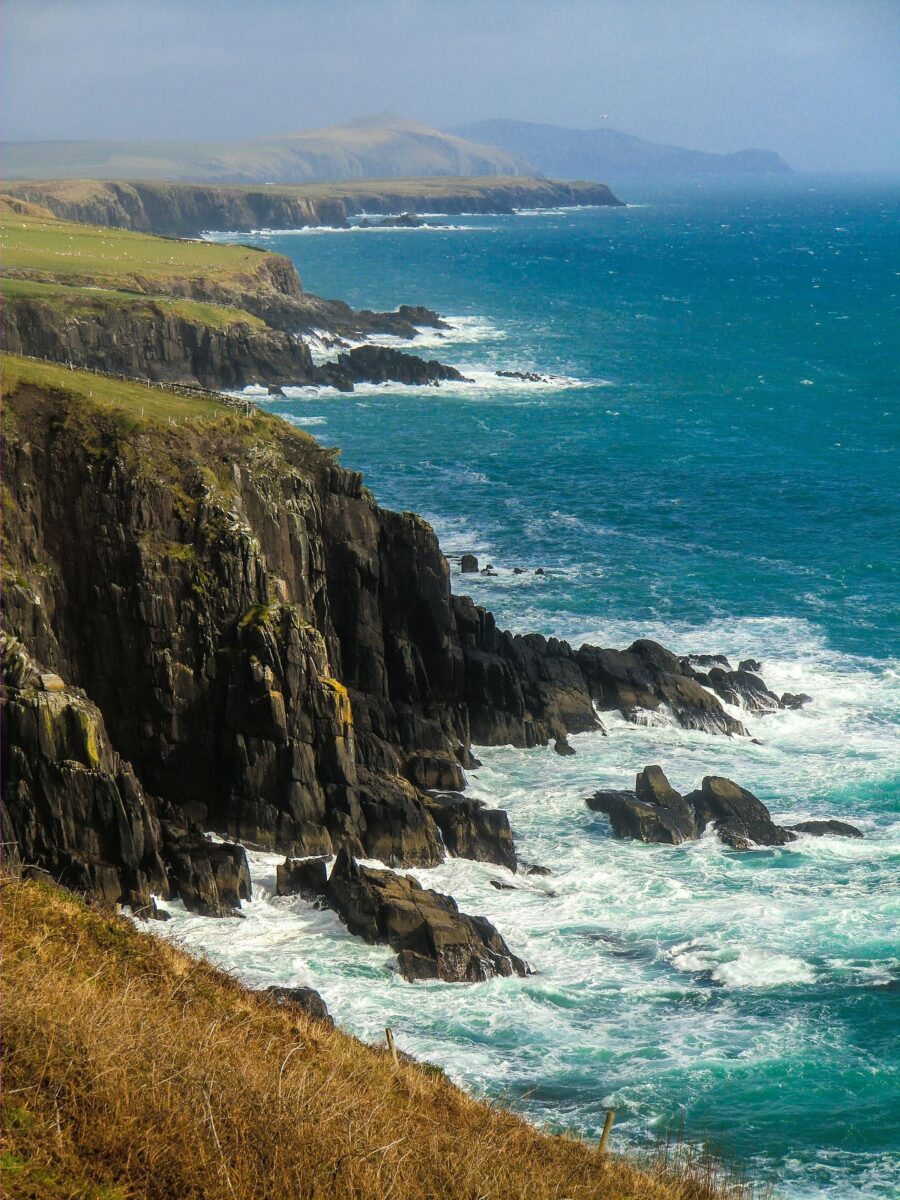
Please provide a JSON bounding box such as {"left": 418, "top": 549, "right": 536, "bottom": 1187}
{"left": 1, "top": 876, "right": 766, "bottom": 1200}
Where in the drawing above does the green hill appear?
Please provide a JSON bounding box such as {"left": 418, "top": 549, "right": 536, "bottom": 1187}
{"left": 2, "top": 116, "right": 535, "bottom": 183}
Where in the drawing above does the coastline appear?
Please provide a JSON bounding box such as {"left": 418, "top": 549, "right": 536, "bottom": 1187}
{"left": 2, "top": 176, "right": 623, "bottom": 238}
{"left": 3, "top": 180, "right": 897, "bottom": 1200}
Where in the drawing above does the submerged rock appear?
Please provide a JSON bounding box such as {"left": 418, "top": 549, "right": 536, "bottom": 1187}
{"left": 781, "top": 692, "right": 813, "bottom": 710}
{"left": 325, "top": 849, "right": 529, "bottom": 983}
{"left": 787, "top": 819, "right": 863, "bottom": 838}
{"left": 496, "top": 369, "right": 550, "bottom": 383}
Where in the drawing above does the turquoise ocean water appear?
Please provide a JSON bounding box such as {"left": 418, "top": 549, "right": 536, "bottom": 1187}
{"left": 161, "top": 179, "right": 899, "bottom": 1197}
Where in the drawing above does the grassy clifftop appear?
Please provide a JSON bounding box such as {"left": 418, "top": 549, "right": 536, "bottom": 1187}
{"left": 1, "top": 277, "right": 267, "bottom": 331}
{"left": 1, "top": 205, "right": 289, "bottom": 296}
{"left": 3, "top": 176, "right": 622, "bottom": 238}
{"left": 0, "top": 204, "right": 321, "bottom": 382}
{"left": 1, "top": 875, "right": 754, "bottom": 1200}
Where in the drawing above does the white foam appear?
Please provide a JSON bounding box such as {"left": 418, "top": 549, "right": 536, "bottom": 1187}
{"left": 303, "top": 315, "right": 507, "bottom": 363}
{"left": 667, "top": 942, "right": 817, "bottom": 988}
{"left": 203, "top": 223, "right": 486, "bottom": 239}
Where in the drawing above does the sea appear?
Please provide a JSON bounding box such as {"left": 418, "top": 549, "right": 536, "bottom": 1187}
{"left": 158, "top": 176, "right": 899, "bottom": 1198}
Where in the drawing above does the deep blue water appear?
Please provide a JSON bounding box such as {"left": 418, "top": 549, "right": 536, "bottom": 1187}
{"left": 175, "top": 179, "right": 900, "bottom": 1198}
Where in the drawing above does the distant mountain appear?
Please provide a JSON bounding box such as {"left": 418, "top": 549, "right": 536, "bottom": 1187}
{"left": 448, "top": 119, "right": 792, "bottom": 178}
{"left": 2, "top": 116, "right": 537, "bottom": 184}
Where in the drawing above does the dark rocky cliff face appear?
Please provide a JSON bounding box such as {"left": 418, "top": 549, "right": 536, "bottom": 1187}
{"left": 2, "top": 297, "right": 319, "bottom": 390}
{"left": 2, "top": 382, "right": 758, "bottom": 918}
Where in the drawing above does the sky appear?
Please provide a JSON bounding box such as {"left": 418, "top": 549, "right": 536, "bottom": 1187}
{"left": 4, "top": 0, "right": 899, "bottom": 172}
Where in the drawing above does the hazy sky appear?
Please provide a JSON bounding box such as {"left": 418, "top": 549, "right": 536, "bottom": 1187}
{"left": 4, "top": 0, "right": 899, "bottom": 171}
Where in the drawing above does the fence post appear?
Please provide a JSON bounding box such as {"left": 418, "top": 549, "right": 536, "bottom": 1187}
{"left": 598, "top": 1109, "right": 615, "bottom": 1154}
{"left": 385, "top": 1026, "right": 399, "bottom": 1069}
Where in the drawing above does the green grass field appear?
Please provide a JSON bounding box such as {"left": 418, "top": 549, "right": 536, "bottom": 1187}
{"left": 1, "top": 210, "right": 268, "bottom": 289}
{"left": 1, "top": 276, "right": 265, "bottom": 330}
{"left": 1, "top": 354, "right": 228, "bottom": 423}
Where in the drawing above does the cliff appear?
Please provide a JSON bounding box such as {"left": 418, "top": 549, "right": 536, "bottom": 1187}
{"left": 2, "top": 358, "right": 761, "bottom": 929}
{"left": 1, "top": 282, "right": 319, "bottom": 389}
{"left": 3, "top": 176, "right": 623, "bottom": 238}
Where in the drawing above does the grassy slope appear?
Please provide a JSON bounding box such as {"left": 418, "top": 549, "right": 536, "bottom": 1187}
{"left": 1, "top": 875, "right": 754, "bottom": 1200}
{"left": 0, "top": 203, "right": 296, "bottom": 345}
{"left": 1, "top": 209, "right": 267, "bottom": 289}
{"left": 1, "top": 276, "right": 266, "bottom": 330}
{"left": 4, "top": 174, "right": 610, "bottom": 209}
{"left": 0, "top": 118, "right": 531, "bottom": 183}
{"left": 2, "top": 354, "right": 232, "bottom": 423}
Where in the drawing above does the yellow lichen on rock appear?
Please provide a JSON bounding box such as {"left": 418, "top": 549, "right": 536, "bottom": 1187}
{"left": 320, "top": 676, "right": 353, "bottom": 727}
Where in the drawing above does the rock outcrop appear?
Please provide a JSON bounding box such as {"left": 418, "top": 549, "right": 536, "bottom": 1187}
{"left": 264, "top": 984, "right": 333, "bottom": 1023}
{"left": 787, "top": 819, "right": 863, "bottom": 838}
{"left": 577, "top": 640, "right": 747, "bottom": 735}
{"left": 163, "top": 827, "right": 252, "bottom": 917}
{"left": 276, "top": 855, "right": 330, "bottom": 898}
{"left": 1, "top": 294, "right": 320, "bottom": 390}
{"left": 685, "top": 776, "right": 795, "bottom": 848}
{"left": 1, "top": 294, "right": 467, "bottom": 394}
{"left": 589, "top": 770, "right": 863, "bottom": 850}
{"left": 589, "top": 767, "right": 800, "bottom": 849}
{"left": 587, "top": 765, "right": 698, "bottom": 844}
{"left": 678, "top": 654, "right": 798, "bottom": 717}
{"left": 332, "top": 344, "right": 470, "bottom": 388}
{"left": 325, "top": 849, "right": 528, "bottom": 982}
{"left": 0, "top": 635, "right": 247, "bottom": 915}
{"left": 1, "top": 637, "right": 169, "bottom": 911}
{"left": 426, "top": 792, "right": 517, "bottom": 871}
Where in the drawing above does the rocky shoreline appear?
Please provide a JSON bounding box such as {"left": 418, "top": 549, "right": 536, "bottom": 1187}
{"left": 2, "top": 363, "right": 858, "bottom": 998}
{"left": 0, "top": 184, "right": 861, "bottom": 1003}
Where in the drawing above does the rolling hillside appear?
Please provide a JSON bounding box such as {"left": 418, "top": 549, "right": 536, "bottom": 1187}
{"left": 450, "top": 119, "right": 792, "bottom": 177}
{"left": 3, "top": 116, "right": 535, "bottom": 183}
